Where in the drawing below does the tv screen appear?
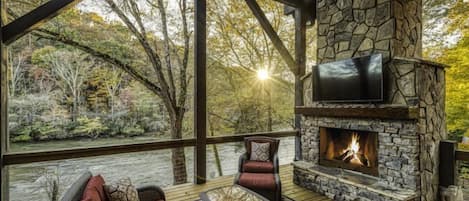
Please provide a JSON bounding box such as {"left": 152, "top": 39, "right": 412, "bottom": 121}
{"left": 313, "top": 54, "right": 383, "bottom": 102}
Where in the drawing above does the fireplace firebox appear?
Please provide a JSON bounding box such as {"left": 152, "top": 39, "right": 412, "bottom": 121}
{"left": 319, "top": 127, "right": 378, "bottom": 176}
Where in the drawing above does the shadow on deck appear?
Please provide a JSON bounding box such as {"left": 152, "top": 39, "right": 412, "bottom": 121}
{"left": 164, "top": 164, "right": 331, "bottom": 201}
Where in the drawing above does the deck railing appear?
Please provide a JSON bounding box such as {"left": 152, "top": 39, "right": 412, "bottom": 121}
{"left": 3, "top": 130, "right": 298, "bottom": 166}
{"left": 6, "top": 133, "right": 297, "bottom": 200}
{"left": 439, "top": 140, "right": 469, "bottom": 187}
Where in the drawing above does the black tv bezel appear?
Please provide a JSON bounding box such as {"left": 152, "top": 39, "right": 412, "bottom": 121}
{"left": 312, "top": 54, "right": 384, "bottom": 103}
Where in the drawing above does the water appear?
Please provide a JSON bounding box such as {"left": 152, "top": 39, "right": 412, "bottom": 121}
{"left": 8, "top": 137, "right": 295, "bottom": 201}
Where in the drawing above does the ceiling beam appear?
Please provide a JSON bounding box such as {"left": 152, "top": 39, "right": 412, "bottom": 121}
{"left": 273, "top": 0, "right": 302, "bottom": 7}
{"left": 2, "top": 0, "right": 82, "bottom": 45}
{"left": 245, "top": 0, "right": 297, "bottom": 73}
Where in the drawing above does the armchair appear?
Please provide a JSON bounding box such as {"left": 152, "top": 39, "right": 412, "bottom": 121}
{"left": 234, "top": 136, "right": 282, "bottom": 201}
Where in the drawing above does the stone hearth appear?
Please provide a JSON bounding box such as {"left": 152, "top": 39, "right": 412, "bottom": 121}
{"left": 293, "top": 0, "right": 447, "bottom": 201}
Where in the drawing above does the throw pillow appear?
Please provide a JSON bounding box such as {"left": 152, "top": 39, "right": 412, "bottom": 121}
{"left": 104, "top": 178, "right": 140, "bottom": 201}
{"left": 250, "top": 142, "right": 270, "bottom": 161}
{"left": 81, "top": 175, "right": 107, "bottom": 201}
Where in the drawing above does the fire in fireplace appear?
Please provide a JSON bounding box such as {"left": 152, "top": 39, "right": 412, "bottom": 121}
{"left": 319, "top": 127, "right": 378, "bottom": 176}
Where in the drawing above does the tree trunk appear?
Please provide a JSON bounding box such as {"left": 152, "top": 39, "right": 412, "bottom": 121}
{"left": 170, "top": 115, "right": 187, "bottom": 185}
{"left": 208, "top": 117, "right": 223, "bottom": 177}
{"left": 72, "top": 93, "right": 78, "bottom": 122}
{"left": 110, "top": 95, "right": 114, "bottom": 121}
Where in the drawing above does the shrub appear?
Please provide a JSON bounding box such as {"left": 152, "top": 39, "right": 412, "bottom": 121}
{"left": 121, "top": 124, "right": 145, "bottom": 136}
{"left": 12, "top": 122, "right": 63, "bottom": 142}
{"left": 11, "top": 134, "right": 32, "bottom": 143}
{"left": 72, "top": 117, "right": 108, "bottom": 138}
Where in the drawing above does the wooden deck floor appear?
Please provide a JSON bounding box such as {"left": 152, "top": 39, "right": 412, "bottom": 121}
{"left": 164, "top": 164, "right": 331, "bottom": 201}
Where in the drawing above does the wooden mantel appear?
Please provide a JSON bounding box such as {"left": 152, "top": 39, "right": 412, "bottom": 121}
{"left": 295, "top": 106, "right": 420, "bottom": 120}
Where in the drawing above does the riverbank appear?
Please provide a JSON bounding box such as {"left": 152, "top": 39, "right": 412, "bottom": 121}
{"left": 9, "top": 134, "right": 174, "bottom": 152}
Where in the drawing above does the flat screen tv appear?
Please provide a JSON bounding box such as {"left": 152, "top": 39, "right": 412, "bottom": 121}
{"left": 313, "top": 54, "right": 383, "bottom": 102}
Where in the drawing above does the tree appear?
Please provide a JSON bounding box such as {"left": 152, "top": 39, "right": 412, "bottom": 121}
{"left": 28, "top": 0, "right": 193, "bottom": 184}
{"left": 33, "top": 47, "right": 94, "bottom": 122}
{"left": 424, "top": 0, "right": 469, "bottom": 139}
{"left": 101, "top": 65, "right": 123, "bottom": 120}
{"left": 8, "top": 48, "right": 26, "bottom": 97}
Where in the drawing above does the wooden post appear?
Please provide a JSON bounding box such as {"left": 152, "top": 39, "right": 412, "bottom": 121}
{"left": 294, "top": 8, "right": 306, "bottom": 161}
{"left": 194, "top": 0, "right": 207, "bottom": 184}
{"left": 440, "top": 140, "right": 457, "bottom": 187}
{"left": 1, "top": 1, "right": 9, "bottom": 199}
{"left": 2, "top": 0, "right": 81, "bottom": 45}
{"left": 245, "top": 0, "right": 296, "bottom": 72}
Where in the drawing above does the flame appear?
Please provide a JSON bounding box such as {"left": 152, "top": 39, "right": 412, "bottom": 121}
{"left": 340, "top": 132, "right": 365, "bottom": 166}
{"left": 349, "top": 133, "right": 362, "bottom": 165}
{"left": 350, "top": 133, "right": 360, "bottom": 154}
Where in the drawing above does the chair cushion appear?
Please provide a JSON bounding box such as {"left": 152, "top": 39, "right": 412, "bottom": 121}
{"left": 238, "top": 173, "right": 277, "bottom": 190}
{"left": 61, "top": 172, "right": 93, "bottom": 201}
{"left": 250, "top": 142, "right": 270, "bottom": 161}
{"left": 81, "top": 175, "right": 107, "bottom": 201}
{"left": 242, "top": 160, "right": 274, "bottom": 173}
{"left": 245, "top": 137, "right": 279, "bottom": 160}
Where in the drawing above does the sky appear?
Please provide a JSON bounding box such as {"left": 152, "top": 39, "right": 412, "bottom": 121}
{"left": 76, "top": 0, "right": 192, "bottom": 42}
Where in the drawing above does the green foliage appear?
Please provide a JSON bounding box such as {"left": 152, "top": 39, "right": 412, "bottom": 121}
{"left": 72, "top": 117, "right": 109, "bottom": 138}
{"left": 121, "top": 125, "right": 145, "bottom": 136}
{"left": 425, "top": 0, "right": 469, "bottom": 140}
{"left": 14, "top": 122, "right": 63, "bottom": 142}
{"left": 465, "top": 129, "right": 469, "bottom": 137}
{"left": 11, "top": 134, "right": 32, "bottom": 143}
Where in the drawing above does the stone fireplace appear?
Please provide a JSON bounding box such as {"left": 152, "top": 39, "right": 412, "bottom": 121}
{"left": 292, "top": 0, "right": 447, "bottom": 201}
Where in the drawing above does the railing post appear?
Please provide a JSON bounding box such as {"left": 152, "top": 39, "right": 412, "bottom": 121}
{"left": 194, "top": 0, "right": 207, "bottom": 184}
{"left": 294, "top": 7, "right": 306, "bottom": 161}
{"left": 440, "top": 140, "right": 457, "bottom": 187}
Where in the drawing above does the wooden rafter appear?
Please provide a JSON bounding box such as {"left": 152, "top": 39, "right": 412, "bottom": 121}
{"left": 278, "top": 0, "right": 317, "bottom": 26}
{"left": 245, "top": 0, "right": 297, "bottom": 73}
{"left": 1, "top": 0, "right": 82, "bottom": 44}
{"left": 273, "top": 0, "right": 302, "bottom": 7}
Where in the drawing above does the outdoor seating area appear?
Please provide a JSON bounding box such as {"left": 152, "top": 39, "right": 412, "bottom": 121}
{"left": 165, "top": 165, "right": 329, "bottom": 201}
{"left": 1, "top": 0, "right": 469, "bottom": 201}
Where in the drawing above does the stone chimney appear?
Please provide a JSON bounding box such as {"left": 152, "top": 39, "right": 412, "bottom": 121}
{"left": 294, "top": 1, "right": 448, "bottom": 201}
{"left": 316, "top": 0, "right": 422, "bottom": 64}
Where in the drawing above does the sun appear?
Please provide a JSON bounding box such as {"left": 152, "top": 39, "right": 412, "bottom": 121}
{"left": 257, "top": 69, "right": 270, "bottom": 81}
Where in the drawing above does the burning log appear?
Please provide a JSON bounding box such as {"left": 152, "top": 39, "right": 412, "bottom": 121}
{"left": 357, "top": 153, "right": 369, "bottom": 167}
{"left": 335, "top": 150, "right": 370, "bottom": 167}
{"left": 336, "top": 150, "right": 352, "bottom": 161}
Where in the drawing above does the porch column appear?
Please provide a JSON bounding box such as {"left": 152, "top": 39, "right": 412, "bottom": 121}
{"left": 194, "top": 0, "right": 207, "bottom": 184}
{"left": 1, "top": 1, "right": 9, "bottom": 198}
{"left": 294, "top": 7, "right": 307, "bottom": 161}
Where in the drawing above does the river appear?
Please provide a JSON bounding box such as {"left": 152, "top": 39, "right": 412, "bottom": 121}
{"left": 8, "top": 136, "right": 295, "bottom": 201}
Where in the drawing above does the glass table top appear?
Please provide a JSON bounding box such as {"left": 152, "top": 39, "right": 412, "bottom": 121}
{"left": 200, "top": 185, "right": 268, "bottom": 201}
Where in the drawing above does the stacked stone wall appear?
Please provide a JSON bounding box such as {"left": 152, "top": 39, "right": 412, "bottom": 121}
{"left": 417, "top": 63, "right": 446, "bottom": 201}
{"left": 316, "top": 0, "right": 422, "bottom": 64}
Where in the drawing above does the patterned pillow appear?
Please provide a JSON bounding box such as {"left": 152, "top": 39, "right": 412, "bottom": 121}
{"left": 104, "top": 178, "right": 140, "bottom": 201}
{"left": 250, "top": 142, "right": 270, "bottom": 162}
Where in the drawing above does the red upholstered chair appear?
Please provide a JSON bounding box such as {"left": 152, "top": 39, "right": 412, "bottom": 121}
{"left": 234, "top": 136, "right": 282, "bottom": 201}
